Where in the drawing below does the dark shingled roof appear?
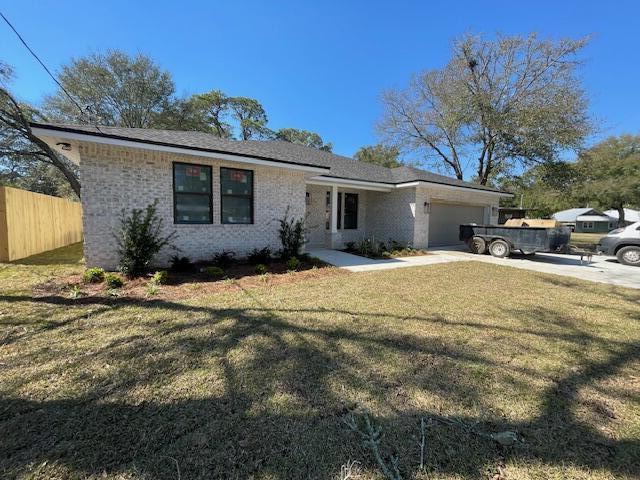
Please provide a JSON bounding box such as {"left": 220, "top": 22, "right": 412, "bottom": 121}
{"left": 31, "top": 123, "right": 506, "bottom": 193}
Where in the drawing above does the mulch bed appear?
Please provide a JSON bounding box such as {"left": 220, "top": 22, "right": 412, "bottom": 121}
{"left": 34, "top": 259, "right": 346, "bottom": 301}
{"left": 341, "top": 248, "right": 431, "bottom": 260}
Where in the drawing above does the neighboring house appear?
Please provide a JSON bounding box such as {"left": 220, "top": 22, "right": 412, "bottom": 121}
{"left": 604, "top": 208, "right": 640, "bottom": 227}
{"left": 31, "top": 123, "right": 511, "bottom": 269}
{"left": 552, "top": 208, "right": 616, "bottom": 233}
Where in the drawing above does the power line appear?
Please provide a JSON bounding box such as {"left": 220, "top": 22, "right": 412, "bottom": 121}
{"left": 0, "top": 10, "right": 97, "bottom": 127}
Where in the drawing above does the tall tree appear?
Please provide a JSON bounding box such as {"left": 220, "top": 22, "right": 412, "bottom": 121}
{"left": 354, "top": 144, "right": 402, "bottom": 167}
{"left": 190, "top": 90, "right": 233, "bottom": 138}
{"left": 274, "top": 128, "right": 332, "bottom": 151}
{"left": 379, "top": 33, "right": 592, "bottom": 184}
{"left": 0, "top": 63, "right": 80, "bottom": 197}
{"left": 573, "top": 135, "right": 640, "bottom": 226}
{"left": 44, "top": 50, "right": 175, "bottom": 127}
{"left": 228, "top": 97, "right": 270, "bottom": 140}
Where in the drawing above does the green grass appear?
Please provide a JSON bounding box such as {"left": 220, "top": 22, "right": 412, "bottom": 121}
{"left": 1, "top": 244, "right": 639, "bottom": 479}
{"left": 571, "top": 232, "right": 607, "bottom": 246}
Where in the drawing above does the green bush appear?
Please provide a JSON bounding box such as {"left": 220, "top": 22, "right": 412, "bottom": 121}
{"left": 104, "top": 272, "right": 124, "bottom": 288}
{"left": 278, "top": 209, "right": 306, "bottom": 259}
{"left": 151, "top": 270, "right": 168, "bottom": 285}
{"left": 170, "top": 255, "right": 193, "bottom": 272}
{"left": 205, "top": 266, "right": 225, "bottom": 278}
{"left": 212, "top": 251, "right": 236, "bottom": 268}
{"left": 248, "top": 247, "right": 272, "bottom": 264}
{"left": 83, "top": 267, "right": 105, "bottom": 283}
{"left": 286, "top": 256, "right": 300, "bottom": 271}
{"left": 254, "top": 263, "right": 268, "bottom": 274}
{"left": 115, "top": 200, "right": 176, "bottom": 277}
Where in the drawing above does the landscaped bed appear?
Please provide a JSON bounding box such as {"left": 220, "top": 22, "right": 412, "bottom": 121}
{"left": 343, "top": 238, "right": 429, "bottom": 259}
{"left": 1, "top": 243, "right": 639, "bottom": 479}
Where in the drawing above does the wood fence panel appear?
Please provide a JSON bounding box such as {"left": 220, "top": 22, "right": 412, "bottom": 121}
{"left": 0, "top": 186, "right": 83, "bottom": 261}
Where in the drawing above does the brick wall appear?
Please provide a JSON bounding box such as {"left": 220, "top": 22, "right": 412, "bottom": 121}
{"left": 80, "top": 143, "right": 306, "bottom": 269}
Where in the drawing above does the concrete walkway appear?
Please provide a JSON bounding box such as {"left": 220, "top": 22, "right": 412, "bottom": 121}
{"left": 308, "top": 249, "right": 464, "bottom": 272}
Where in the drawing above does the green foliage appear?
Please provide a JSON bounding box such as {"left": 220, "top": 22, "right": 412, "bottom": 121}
{"left": 170, "top": 255, "right": 193, "bottom": 272}
{"left": 44, "top": 50, "right": 175, "bottom": 128}
{"left": 354, "top": 144, "right": 402, "bottom": 167}
{"left": 274, "top": 128, "right": 332, "bottom": 151}
{"left": 146, "top": 283, "right": 159, "bottom": 296}
{"left": 229, "top": 96, "right": 271, "bottom": 140}
{"left": 286, "top": 257, "right": 300, "bottom": 271}
{"left": 104, "top": 273, "right": 124, "bottom": 288}
{"left": 205, "top": 266, "right": 225, "bottom": 278}
{"left": 247, "top": 247, "right": 272, "bottom": 265}
{"left": 68, "top": 284, "right": 84, "bottom": 298}
{"left": 380, "top": 33, "right": 592, "bottom": 184}
{"left": 115, "top": 200, "right": 176, "bottom": 277}
{"left": 82, "top": 267, "right": 105, "bottom": 283}
{"left": 254, "top": 264, "right": 268, "bottom": 275}
{"left": 212, "top": 251, "right": 236, "bottom": 268}
{"left": 344, "top": 241, "right": 356, "bottom": 252}
{"left": 151, "top": 270, "right": 168, "bottom": 285}
{"left": 573, "top": 135, "right": 640, "bottom": 224}
{"left": 278, "top": 210, "right": 306, "bottom": 259}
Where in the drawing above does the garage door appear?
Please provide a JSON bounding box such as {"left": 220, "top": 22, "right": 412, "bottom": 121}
{"left": 429, "top": 203, "right": 486, "bottom": 246}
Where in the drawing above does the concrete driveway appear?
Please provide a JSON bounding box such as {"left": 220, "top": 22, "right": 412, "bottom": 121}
{"left": 434, "top": 249, "right": 640, "bottom": 289}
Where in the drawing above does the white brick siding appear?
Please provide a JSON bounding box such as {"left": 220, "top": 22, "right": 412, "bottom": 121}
{"left": 79, "top": 143, "right": 306, "bottom": 269}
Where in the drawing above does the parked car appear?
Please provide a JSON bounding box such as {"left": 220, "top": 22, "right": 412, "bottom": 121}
{"left": 597, "top": 222, "right": 640, "bottom": 266}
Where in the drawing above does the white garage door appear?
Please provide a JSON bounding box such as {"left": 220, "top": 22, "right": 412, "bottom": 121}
{"left": 429, "top": 203, "right": 486, "bottom": 246}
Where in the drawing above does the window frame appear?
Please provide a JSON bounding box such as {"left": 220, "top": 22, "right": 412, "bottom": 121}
{"left": 172, "top": 161, "right": 213, "bottom": 225}
{"left": 220, "top": 167, "right": 254, "bottom": 225}
{"left": 343, "top": 192, "right": 358, "bottom": 230}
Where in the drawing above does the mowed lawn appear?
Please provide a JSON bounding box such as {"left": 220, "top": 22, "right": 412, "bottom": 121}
{"left": 571, "top": 232, "right": 607, "bottom": 246}
{"left": 1, "top": 245, "right": 639, "bottom": 479}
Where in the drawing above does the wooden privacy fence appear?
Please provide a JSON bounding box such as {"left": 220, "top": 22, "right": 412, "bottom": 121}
{"left": 0, "top": 186, "right": 83, "bottom": 261}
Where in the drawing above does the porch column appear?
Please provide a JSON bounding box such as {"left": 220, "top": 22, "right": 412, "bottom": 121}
{"left": 329, "top": 185, "right": 342, "bottom": 248}
{"left": 330, "top": 185, "right": 338, "bottom": 233}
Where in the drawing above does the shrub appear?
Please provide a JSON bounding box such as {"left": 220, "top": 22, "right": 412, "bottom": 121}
{"left": 83, "top": 267, "right": 105, "bottom": 283}
{"left": 115, "top": 200, "right": 176, "bottom": 277}
{"left": 212, "top": 251, "right": 236, "bottom": 268}
{"left": 247, "top": 246, "right": 272, "bottom": 265}
{"left": 170, "top": 255, "right": 193, "bottom": 272}
{"left": 205, "top": 266, "right": 225, "bottom": 278}
{"left": 277, "top": 209, "right": 306, "bottom": 259}
{"left": 147, "top": 283, "right": 159, "bottom": 296}
{"left": 286, "top": 256, "right": 300, "bottom": 271}
{"left": 344, "top": 241, "right": 356, "bottom": 252}
{"left": 151, "top": 270, "right": 168, "bottom": 285}
{"left": 254, "top": 263, "right": 268, "bottom": 274}
{"left": 104, "top": 272, "right": 124, "bottom": 288}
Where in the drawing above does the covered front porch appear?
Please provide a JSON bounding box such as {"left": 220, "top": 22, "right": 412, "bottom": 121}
{"left": 305, "top": 178, "right": 401, "bottom": 250}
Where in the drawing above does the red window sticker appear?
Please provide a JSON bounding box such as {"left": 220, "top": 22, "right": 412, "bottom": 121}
{"left": 186, "top": 166, "right": 201, "bottom": 177}
{"left": 230, "top": 170, "right": 247, "bottom": 182}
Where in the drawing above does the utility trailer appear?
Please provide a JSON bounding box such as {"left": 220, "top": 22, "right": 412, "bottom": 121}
{"left": 459, "top": 224, "right": 572, "bottom": 258}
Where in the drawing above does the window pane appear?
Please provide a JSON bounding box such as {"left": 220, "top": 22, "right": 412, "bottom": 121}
{"left": 175, "top": 193, "right": 211, "bottom": 223}
{"left": 344, "top": 193, "right": 358, "bottom": 229}
{"left": 221, "top": 168, "right": 253, "bottom": 195}
{"left": 174, "top": 163, "right": 211, "bottom": 193}
{"left": 222, "top": 196, "right": 252, "bottom": 224}
{"left": 337, "top": 192, "right": 342, "bottom": 230}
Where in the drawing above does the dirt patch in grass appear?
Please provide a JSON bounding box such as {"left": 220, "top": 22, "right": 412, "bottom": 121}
{"left": 1, "top": 244, "right": 639, "bottom": 479}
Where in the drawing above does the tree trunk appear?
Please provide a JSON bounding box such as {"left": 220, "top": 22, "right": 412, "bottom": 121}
{"left": 616, "top": 204, "right": 625, "bottom": 228}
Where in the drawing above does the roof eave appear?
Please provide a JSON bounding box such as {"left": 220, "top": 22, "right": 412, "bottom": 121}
{"left": 29, "top": 123, "right": 330, "bottom": 174}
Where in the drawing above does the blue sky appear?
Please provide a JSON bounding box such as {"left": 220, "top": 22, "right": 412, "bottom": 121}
{"left": 2, "top": 0, "right": 639, "bottom": 168}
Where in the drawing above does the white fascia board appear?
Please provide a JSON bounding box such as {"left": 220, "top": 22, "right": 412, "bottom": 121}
{"left": 31, "top": 127, "right": 329, "bottom": 174}
{"left": 395, "top": 180, "right": 512, "bottom": 197}
{"left": 306, "top": 176, "right": 392, "bottom": 192}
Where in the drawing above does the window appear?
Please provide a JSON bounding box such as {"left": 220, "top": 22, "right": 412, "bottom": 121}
{"left": 221, "top": 167, "right": 253, "bottom": 224}
{"left": 173, "top": 162, "right": 212, "bottom": 224}
{"left": 582, "top": 221, "right": 594, "bottom": 230}
{"left": 337, "top": 192, "right": 342, "bottom": 229}
{"left": 344, "top": 193, "right": 358, "bottom": 229}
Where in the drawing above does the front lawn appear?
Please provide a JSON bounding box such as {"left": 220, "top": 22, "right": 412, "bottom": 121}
{"left": 1, "top": 244, "right": 639, "bottom": 479}
{"left": 571, "top": 232, "right": 607, "bottom": 247}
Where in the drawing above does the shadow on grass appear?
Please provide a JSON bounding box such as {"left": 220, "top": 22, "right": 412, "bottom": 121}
{"left": 6, "top": 243, "right": 84, "bottom": 266}
{"left": 0, "top": 293, "right": 638, "bottom": 479}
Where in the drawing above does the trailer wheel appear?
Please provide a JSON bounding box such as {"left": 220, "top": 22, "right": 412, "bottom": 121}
{"left": 489, "top": 239, "right": 510, "bottom": 258}
{"left": 468, "top": 236, "right": 486, "bottom": 254}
